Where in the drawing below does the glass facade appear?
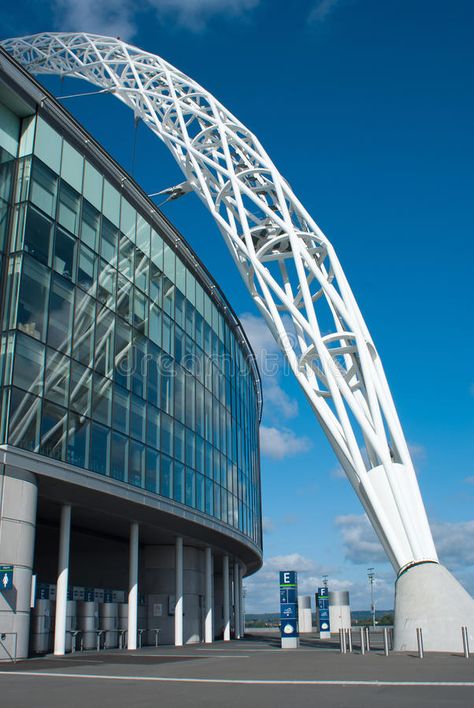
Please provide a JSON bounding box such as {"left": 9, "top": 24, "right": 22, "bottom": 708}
{"left": 0, "top": 106, "right": 262, "bottom": 547}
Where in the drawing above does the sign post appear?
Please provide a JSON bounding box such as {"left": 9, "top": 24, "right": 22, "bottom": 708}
{"left": 279, "top": 571, "right": 299, "bottom": 648}
{"left": 0, "top": 565, "right": 13, "bottom": 591}
{"left": 317, "top": 587, "right": 331, "bottom": 638}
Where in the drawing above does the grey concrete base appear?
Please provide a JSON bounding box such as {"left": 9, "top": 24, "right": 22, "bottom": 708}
{"left": 394, "top": 562, "right": 474, "bottom": 652}
{"left": 281, "top": 636, "right": 298, "bottom": 648}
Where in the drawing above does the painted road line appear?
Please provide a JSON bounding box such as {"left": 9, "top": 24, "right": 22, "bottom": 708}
{"left": 0, "top": 672, "right": 473, "bottom": 687}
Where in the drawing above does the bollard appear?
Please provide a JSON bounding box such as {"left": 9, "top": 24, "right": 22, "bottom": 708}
{"left": 360, "top": 626, "right": 365, "bottom": 655}
{"left": 365, "top": 626, "right": 370, "bottom": 651}
{"left": 383, "top": 627, "right": 389, "bottom": 656}
{"left": 462, "top": 626, "right": 470, "bottom": 659}
{"left": 416, "top": 627, "right": 424, "bottom": 659}
{"left": 389, "top": 627, "right": 394, "bottom": 650}
{"left": 347, "top": 628, "right": 353, "bottom": 653}
{"left": 339, "top": 628, "right": 345, "bottom": 653}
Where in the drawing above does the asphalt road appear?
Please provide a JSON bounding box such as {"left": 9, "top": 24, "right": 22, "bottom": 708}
{"left": 0, "top": 632, "right": 472, "bottom": 708}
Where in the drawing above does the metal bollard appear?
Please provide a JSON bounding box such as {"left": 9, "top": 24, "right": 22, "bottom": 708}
{"left": 360, "top": 626, "right": 365, "bottom": 655}
{"left": 339, "top": 628, "right": 347, "bottom": 654}
{"left": 462, "top": 626, "right": 470, "bottom": 658}
{"left": 383, "top": 627, "right": 389, "bottom": 656}
{"left": 365, "top": 626, "right": 370, "bottom": 651}
{"left": 347, "top": 628, "right": 353, "bottom": 653}
{"left": 416, "top": 627, "right": 424, "bottom": 659}
{"left": 389, "top": 627, "right": 394, "bottom": 650}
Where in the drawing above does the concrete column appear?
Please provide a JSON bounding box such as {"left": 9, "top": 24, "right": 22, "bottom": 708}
{"left": 54, "top": 504, "right": 71, "bottom": 655}
{"left": 204, "top": 547, "right": 213, "bottom": 643}
{"left": 127, "top": 522, "right": 139, "bottom": 650}
{"left": 233, "top": 561, "right": 241, "bottom": 639}
{"left": 0, "top": 466, "right": 37, "bottom": 660}
{"left": 175, "top": 536, "right": 183, "bottom": 646}
{"left": 223, "top": 554, "right": 230, "bottom": 641}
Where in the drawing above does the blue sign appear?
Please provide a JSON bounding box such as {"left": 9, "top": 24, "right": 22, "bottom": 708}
{"left": 279, "top": 571, "right": 299, "bottom": 638}
{"left": 0, "top": 566, "right": 13, "bottom": 591}
{"left": 317, "top": 587, "right": 331, "bottom": 633}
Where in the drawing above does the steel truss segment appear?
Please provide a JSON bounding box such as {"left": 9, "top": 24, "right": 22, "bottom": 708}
{"left": 1, "top": 32, "right": 439, "bottom": 571}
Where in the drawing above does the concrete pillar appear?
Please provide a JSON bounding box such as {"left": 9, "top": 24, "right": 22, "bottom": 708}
{"left": 204, "top": 547, "right": 213, "bottom": 643}
{"left": 233, "top": 561, "right": 241, "bottom": 639}
{"left": 127, "top": 522, "right": 139, "bottom": 650}
{"left": 223, "top": 554, "right": 230, "bottom": 641}
{"left": 0, "top": 466, "right": 37, "bottom": 660}
{"left": 54, "top": 504, "right": 71, "bottom": 655}
{"left": 175, "top": 536, "right": 183, "bottom": 646}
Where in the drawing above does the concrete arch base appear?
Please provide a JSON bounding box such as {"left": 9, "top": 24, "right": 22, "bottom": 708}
{"left": 393, "top": 562, "right": 474, "bottom": 653}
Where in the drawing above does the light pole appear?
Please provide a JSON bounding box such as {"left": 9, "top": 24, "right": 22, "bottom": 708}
{"left": 367, "top": 568, "right": 376, "bottom": 628}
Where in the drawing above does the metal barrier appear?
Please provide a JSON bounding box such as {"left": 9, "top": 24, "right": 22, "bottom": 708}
{"left": 0, "top": 632, "right": 17, "bottom": 663}
{"left": 65, "top": 630, "right": 82, "bottom": 654}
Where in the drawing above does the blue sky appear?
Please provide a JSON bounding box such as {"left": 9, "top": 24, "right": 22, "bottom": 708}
{"left": 2, "top": 0, "right": 473, "bottom": 611}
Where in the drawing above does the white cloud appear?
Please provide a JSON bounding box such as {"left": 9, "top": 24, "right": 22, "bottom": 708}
{"left": 330, "top": 465, "right": 346, "bottom": 479}
{"left": 465, "top": 477, "right": 474, "bottom": 485}
{"left": 260, "top": 425, "right": 311, "bottom": 460}
{"left": 308, "top": 0, "right": 341, "bottom": 24}
{"left": 335, "top": 514, "right": 387, "bottom": 565}
{"left": 262, "top": 516, "right": 275, "bottom": 534}
{"left": 149, "top": 0, "right": 260, "bottom": 31}
{"left": 431, "top": 520, "right": 474, "bottom": 568}
{"left": 54, "top": 0, "right": 137, "bottom": 38}
{"left": 408, "top": 442, "right": 426, "bottom": 462}
{"left": 239, "top": 312, "right": 298, "bottom": 420}
{"left": 53, "top": 0, "right": 260, "bottom": 37}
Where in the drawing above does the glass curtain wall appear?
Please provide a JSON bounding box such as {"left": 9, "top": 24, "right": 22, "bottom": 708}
{"left": 0, "top": 109, "right": 262, "bottom": 547}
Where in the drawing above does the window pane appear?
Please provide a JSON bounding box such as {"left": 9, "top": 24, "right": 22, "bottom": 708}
{"left": 146, "top": 404, "right": 159, "bottom": 448}
{"left": 8, "top": 387, "right": 41, "bottom": 451}
{"left": 161, "top": 413, "right": 173, "bottom": 456}
{"left": 90, "top": 423, "right": 109, "bottom": 475}
{"left": 30, "top": 160, "right": 58, "bottom": 217}
{"left": 101, "top": 217, "right": 117, "bottom": 263}
{"left": 146, "top": 448, "right": 159, "bottom": 493}
{"left": 174, "top": 421, "right": 185, "bottom": 462}
{"left": 130, "top": 395, "right": 145, "bottom": 441}
{"left": 136, "top": 215, "right": 150, "bottom": 257}
{"left": 112, "top": 385, "right": 129, "bottom": 434}
{"left": 13, "top": 332, "right": 44, "bottom": 395}
{"left": 69, "top": 361, "right": 91, "bottom": 416}
{"left": 44, "top": 349, "right": 69, "bottom": 407}
{"left": 119, "top": 234, "right": 134, "bottom": 280}
{"left": 102, "top": 181, "right": 120, "bottom": 227}
{"left": 111, "top": 431, "right": 128, "bottom": 482}
{"left": 53, "top": 227, "right": 76, "bottom": 280}
{"left": 57, "top": 181, "right": 80, "bottom": 235}
{"left": 134, "top": 248, "right": 149, "bottom": 293}
{"left": 72, "top": 290, "right": 94, "bottom": 365}
{"left": 83, "top": 160, "right": 102, "bottom": 211}
{"left": 67, "top": 412, "right": 89, "bottom": 467}
{"left": 80, "top": 201, "right": 100, "bottom": 251}
{"left": 174, "top": 462, "right": 184, "bottom": 503}
{"left": 77, "top": 244, "right": 97, "bottom": 294}
{"left": 40, "top": 400, "right": 67, "bottom": 460}
{"left": 114, "top": 319, "right": 131, "bottom": 389}
{"left": 23, "top": 205, "right": 53, "bottom": 265}
{"left": 48, "top": 275, "right": 74, "bottom": 352}
{"left": 91, "top": 374, "right": 112, "bottom": 426}
{"left": 116, "top": 275, "right": 131, "bottom": 323}
{"left": 185, "top": 467, "right": 195, "bottom": 507}
{"left": 97, "top": 260, "right": 115, "bottom": 310}
{"left": 160, "top": 455, "right": 172, "bottom": 498}
{"left": 95, "top": 304, "right": 115, "bottom": 378}
{"left": 34, "top": 118, "right": 62, "bottom": 172}
{"left": 17, "top": 257, "right": 50, "bottom": 341}
{"left": 60, "top": 140, "right": 83, "bottom": 192}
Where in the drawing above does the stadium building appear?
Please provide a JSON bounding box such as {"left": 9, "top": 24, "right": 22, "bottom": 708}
{"left": 0, "top": 48, "right": 263, "bottom": 660}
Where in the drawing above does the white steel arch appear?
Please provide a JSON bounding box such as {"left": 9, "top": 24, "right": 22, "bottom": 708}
{"left": 2, "top": 32, "right": 438, "bottom": 573}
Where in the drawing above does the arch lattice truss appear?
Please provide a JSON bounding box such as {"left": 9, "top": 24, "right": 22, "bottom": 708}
{"left": 2, "top": 32, "right": 438, "bottom": 573}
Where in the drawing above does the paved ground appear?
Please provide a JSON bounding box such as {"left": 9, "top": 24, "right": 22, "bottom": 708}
{"left": 0, "top": 632, "right": 472, "bottom": 708}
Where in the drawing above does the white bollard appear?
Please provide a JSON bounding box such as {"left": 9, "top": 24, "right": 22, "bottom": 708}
{"left": 360, "top": 627, "right": 365, "bottom": 655}
{"left": 383, "top": 627, "right": 389, "bottom": 656}
{"left": 416, "top": 627, "right": 424, "bottom": 659}
{"left": 462, "top": 626, "right": 470, "bottom": 659}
